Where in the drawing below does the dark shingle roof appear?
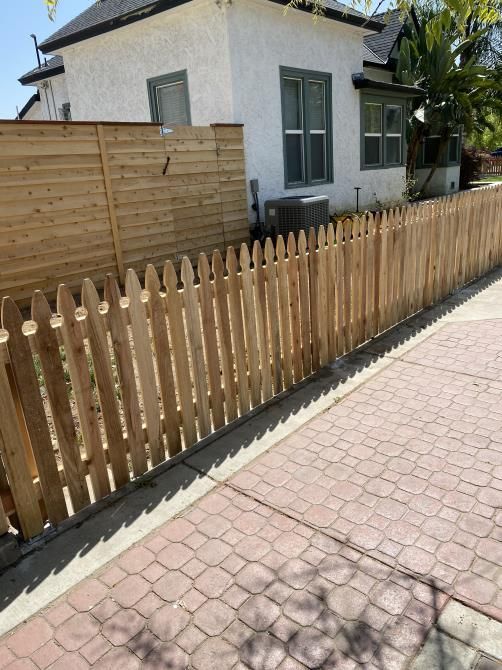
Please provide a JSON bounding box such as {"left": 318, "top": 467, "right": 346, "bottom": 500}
{"left": 38, "top": 0, "right": 383, "bottom": 53}
{"left": 363, "top": 9, "right": 405, "bottom": 65}
{"left": 17, "top": 92, "right": 41, "bottom": 119}
{"left": 19, "top": 55, "right": 65, "bottom": 85}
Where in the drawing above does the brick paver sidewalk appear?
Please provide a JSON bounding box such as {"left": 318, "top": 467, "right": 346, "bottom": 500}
{"left": 1, "top": 318, "right": 501, "bottom": 669}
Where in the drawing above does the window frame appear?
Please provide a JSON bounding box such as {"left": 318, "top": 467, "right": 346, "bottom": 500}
{"left": 147, "top": 70, "right": 191, "bottom": 126}
{"left": 360, "top": 93, "right": 406, "bottom": 170}
{"left": 280, "top": 66, "right": 333, "bottom": 189}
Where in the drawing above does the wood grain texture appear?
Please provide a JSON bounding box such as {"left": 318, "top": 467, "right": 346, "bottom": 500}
{"left": 81, "top": 279, "right": 130, "bottom": 489}
{"left": 163, "top": 261, "right": 198, "bottom": 448}
{"left": 226, "top": 246, "right": 250, "bottom": 414}
{"left": 104, "top": 275, "right": 148, "bottom": 477}
{"left": 264, "top": 238, "right": 283, "bottom": 395}
{"left": 2, "top": 296, "right": 68, "bottom": 526}
{"left": 31, "top": 291, "right": 90, "bottom": 513}
{"left": 145, "top": 265, "right": 182, "bottom": 456}
{"left": 240, "top": 244, "right": 261, "bottom": 408}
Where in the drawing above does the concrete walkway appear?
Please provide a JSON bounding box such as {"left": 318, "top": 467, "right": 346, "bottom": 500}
{"left": 1, "top": 267, "right": 502, "bottom": 668}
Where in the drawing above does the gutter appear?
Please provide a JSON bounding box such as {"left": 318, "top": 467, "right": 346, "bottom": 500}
{"left": 352, "top": 73, "right": 424, "bottom": 96}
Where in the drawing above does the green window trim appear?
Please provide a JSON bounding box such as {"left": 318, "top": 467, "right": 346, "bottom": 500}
{"left": 147, "top": 70, "right": 191, "bottom": 126}
{"left": 418, "top": 127, "right": 462, "bottom": 168}
{"left": 360, "top": 93, "right": 406, "bottom": 170}
{"left": 280, "top": 66, "right": 333, "bottom": 188}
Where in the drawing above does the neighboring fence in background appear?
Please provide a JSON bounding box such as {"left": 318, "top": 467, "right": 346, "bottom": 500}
{"left": 481, "top": 157, "right": 502, "bottom": 176}
{"left": 0, "top": 121, "right": 249, "bottom": 304}
{"left": 0, "top": 185, "right": 501, "bottom": 540}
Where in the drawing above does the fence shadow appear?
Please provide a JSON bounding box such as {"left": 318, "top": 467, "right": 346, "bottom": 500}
{"left": 0, "top": 264, "right": 501, "bottom": 627}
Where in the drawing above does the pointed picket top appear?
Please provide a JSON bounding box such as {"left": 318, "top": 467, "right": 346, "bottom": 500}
{"left": 1, "top": 295, "right": 24, "bottom": 334}
{"left": 327, "top": 222, "right": 335, "bottom": 247}
{"left": 57, "top": 284, "right": 78, "bottom": 320}
{"left": 318, "top": 225, "right": 326, "bottom": 249}
{"left": 240, "top": 241, "right": 251, "bottom": 269}
{"left": 145, "top": 264, "right": 162, "bottom": 294}
{"left": 352, "top": 215, "right": 360, "bottom": 239}
{"left": 308, "top": 226, "right": 317, "bottom": 252}
{"left": 252, "top": 239, "right": 264, "bottom": 267}
{"left": 164, "top": 260, "right": 179, "bottom": 294}
{"left": 31, "top": 289, "right": 53, "bottom": 325}
{"left": 226, "top": 245, "right": 238, "bottom": 274}
{"left": 287, "top": 231, "right": 297, "bottom": 257}
{"left": 197, "top": 252, "right": 211, "bottom": 285}
{"left": 367, "top": 211, "right": 375, "bottom": 236}
{"left": 104, "top": 273, "right": 123, "bottom": 313}
{"left": 181, "top": 256, "right": 196, "bottom": 287}
{"left": 335, "top": 220, "right": 343, "bottom": 243}
{"left": 276, "top": 234, "right": 286, "bottom": 260}
{"left": 298, "top": 229, "right": 307, "bottom": 254}
{"left": 264, "top": 237, "right": 275, "bottom": 264}
{"left": 212, "top": 248, "right": 225, "bottom": 277}
{"left": 82, "top": 277, "right": 103, "bottom": 315}
{"left": 125, "top": 267, "right": 146, "bottom": 306}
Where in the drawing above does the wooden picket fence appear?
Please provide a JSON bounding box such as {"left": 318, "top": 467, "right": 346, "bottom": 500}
{"left": 0, "top": 184, "right": 501, "bottom": 540}
{"left": 481, "top": 157, "right": 502, "bottom": 177}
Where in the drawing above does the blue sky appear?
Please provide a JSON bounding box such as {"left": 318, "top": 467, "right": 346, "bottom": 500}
{"left": 0, "top": 0, "right": 93, "bottom": 119}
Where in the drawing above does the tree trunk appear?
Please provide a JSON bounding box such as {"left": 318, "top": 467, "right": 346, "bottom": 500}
{"left": 421, "top": 137, "right": 450, "bottom": 194}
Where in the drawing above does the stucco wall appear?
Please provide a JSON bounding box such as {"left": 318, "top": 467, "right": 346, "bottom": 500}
{"left": 35, "top": 74, "right": 70, "bottom": 120}
{"left": 415, "top": 166, "right": 461, "bottom": 197}
{"left": 58, "top": 0, "right": 233, "bottom": 124}
{"left": 226, "top": 0, "right": 406, "bottom": 215}
{"left": 22, "top": 100, "right": 44, "bottom": 121}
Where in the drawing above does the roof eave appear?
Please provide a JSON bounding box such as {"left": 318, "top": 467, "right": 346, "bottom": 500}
{"left": 19, "top": 65, "right": 65, "bottom": 85}
{"left": 352, "top": 75, "right": 424, "bottom": 96}
{"left": 39, "top": 0, "right": 194, "bottom": 53}
{"left": 39, "top": 0, "right": 384, "bottom": 53}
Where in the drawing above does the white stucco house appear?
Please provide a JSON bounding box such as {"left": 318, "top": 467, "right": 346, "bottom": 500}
{"left": 18, "top": 0, "right": 432, "bottom": 218}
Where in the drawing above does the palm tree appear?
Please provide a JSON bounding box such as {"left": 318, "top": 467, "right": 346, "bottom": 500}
{"left": 396, "top": 7, "right": 502, "bottom": 188}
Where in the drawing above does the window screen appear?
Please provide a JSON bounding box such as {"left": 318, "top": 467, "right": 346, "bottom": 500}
{"left": 148, "top": 71, "right": 191, "bottom": 126}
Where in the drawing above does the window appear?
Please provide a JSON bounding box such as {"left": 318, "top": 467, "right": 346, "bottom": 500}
{"left": 364, "top": 103, "right": 382, "bottom": 166}
{"left": 423, "top": 136, "right": 441, "bottom": 166}
{"left": 147, "top": 70, "right": 191, "bottom": 126}
{"left": 280, "top": 67, "right": 332, "bottom": 187}
{"left": 362, "top": 96, "right": 405, "bottom": 169}
{"left": 448, "top": 131, "right": 460, "bottom": 164}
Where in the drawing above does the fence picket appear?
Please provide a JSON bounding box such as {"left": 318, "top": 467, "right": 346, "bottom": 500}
{"left": 31, "top": 291, "right": 90, "bottom": 512}
{"left": 342, "top": 220, "right": 353, "bottom": 351}
{"left": 2, "top": 296, "right": 68, "bottom": 525}
{"left": 317, "top": 226, "right": 329, "bottom": 366}
{"left": 287, "top": 233, "right": 303, "bottom": 383}
{"left": 144, "top": 265, "right": 182, "bottom": 456}
{"left": 197, "top": 254, "right": 225, "bottom": 430}
{"left": 297, "top": 231, "right": 312, "bottom": 376}
{"left": 239, "top": 244, "right": 261, "bottom": 407}
{"left": 164, "top": 261, "right": 198, "bottom": 448}
{"left": 212, "top": 250, "right": 238, "bottom": 422}
{"left": 0, "top": 355, "right": 44, "bottom": 538}
{"left": 252, "top": 241, "right": 273, "bottom": 402}
{"left": 326, "top": 224, "right": 337, "bottom": 360}
{"left": 277, "top": 235, "right": 293, "bottom": 387}
{"left": 57, "top": 285, "right": 111, "bottom": 500}
{"left": 226, "top": 246, "right": 250, "bottom": 414}
{"left": 81, "top": 279, "right": 130, "bottom": 489}
{"left": 104, "top": 275, "right": 148, "bottom": 477}
{"left": 334, "top": 223, "right": 345, "bottom": 354}
{"left": 264, "top": 239, "right": 283, "bottom": 394}
{"left": 308, "top": 227, "right": 320, "bottom": 370}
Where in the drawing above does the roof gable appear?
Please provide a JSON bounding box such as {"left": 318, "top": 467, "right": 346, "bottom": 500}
{"left": 38, "top": 0, "right": 383, "bottom": 53}
{"left": 363, "top": 8, "right": 406, "bottom": 66}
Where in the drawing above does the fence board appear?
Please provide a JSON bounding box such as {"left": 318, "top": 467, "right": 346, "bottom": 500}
{"left": 104, "top": 275, "right": 148, "bottom": 477}
{"left": 0, "top": 121, "right": 249, "bottom": 303}
{"left": 1, "top": 297, "right": 68, "bottom": 525}
{"left": 81, "top": 279, "right": 130, "bottom": 489}
{"left": 264, "top": 239, "right": 283, "bottom": 394}
{"left": 227, "top": 247, "right": 250, "bottom": 414}
{"left": 31, "top": 291, "right": 90, "bottom": 513}
{"left": 252, "top": 242, "right": 273, "bottom": 403}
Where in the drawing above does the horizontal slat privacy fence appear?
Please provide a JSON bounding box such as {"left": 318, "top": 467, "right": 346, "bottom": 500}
{"left": 0, "top": 185, "right": 501, "bottom": 539}
{"left": 0, "top": 121, "right": 249, "bottom": 303}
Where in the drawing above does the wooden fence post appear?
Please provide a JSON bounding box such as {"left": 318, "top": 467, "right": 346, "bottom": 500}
{"left": 96, "top": 124, "right": 125, "bottom": 283}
